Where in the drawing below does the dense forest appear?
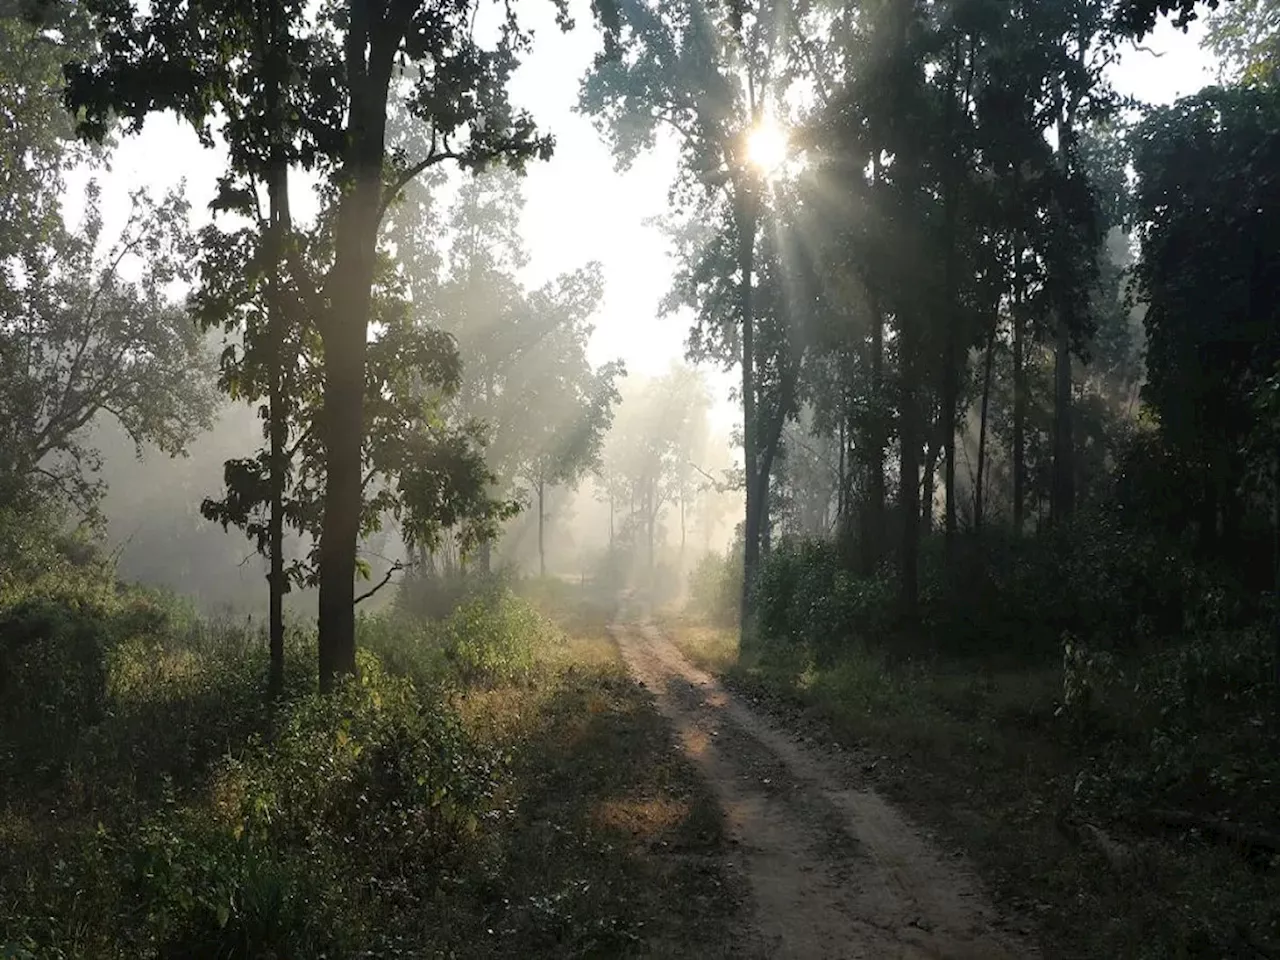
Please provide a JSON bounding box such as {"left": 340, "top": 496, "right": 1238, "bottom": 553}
{"left": 3, "top": 0, "right": 1280, "bottom": 955}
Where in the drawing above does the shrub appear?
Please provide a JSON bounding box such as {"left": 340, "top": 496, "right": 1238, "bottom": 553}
{"left": 365, "top": 586, "right": 558, "bottom": 690}
{"left": 395, "top": 566, "right": 513, "bottom": 621}
{"left": 687, "top": 547, "right": 742, "bottom": 626}
{"left": 439, "top": 590, "right": 554, "bottom": 686}
{"left": 222, "top": 650, "right": 499, "bottom": 861}
{"left": 752, "top": 539, "right": 895, "bottom": 666}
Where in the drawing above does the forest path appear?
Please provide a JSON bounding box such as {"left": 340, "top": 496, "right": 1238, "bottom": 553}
{"left": 607, "top": 593, "right": 1036, "bottom": 960}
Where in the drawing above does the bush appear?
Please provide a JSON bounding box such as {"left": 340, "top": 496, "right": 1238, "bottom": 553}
{"left": 365, "top": 585, "right": 556, "bottom": 689}
{"left": 438, "top": 589, "right": 555, "bottom": 686}
{"left": 394, "top": 565, "right": 520, "bottom": 622}
{"left": 686, "top": 547, "right": 742, "bottom": 626}
{"left": 752, "top": 539, "right": 894, "bottom": 666}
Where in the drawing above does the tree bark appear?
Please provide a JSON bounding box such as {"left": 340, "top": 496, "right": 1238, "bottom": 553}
{"left": 263, "top": 1, "right": 288, "bottom": 699}
{"left": 1051, "top": 308, "right": 1074, "bottom": 525}
{"left": 266, "top": 172, "right": 287, "bottom": 699}
{"left": 939, "top": 36, "right": 965, "bottom": 556}
{"left": 1049, "top": 90, "right": 1081, "bottom": 528}
{"left": 864, "top": 292, "right": 886, "bottom": 576}
{"left": 1012, "top": 236, "right": 1026, "bottom": 535}
{"left": 900, "top": 350, "right": 920, "bottom": 616}
{"left": 922, "top": 419, "right": 939, "bottom": 533}
{"left": 737, "top": 183, "right": 761, "bottom": 632}
{"left": 975, "top": 311, "right": 997, "bottom": 533}
{"left": 317, "top": 52, "right": 390, "bottom": 692}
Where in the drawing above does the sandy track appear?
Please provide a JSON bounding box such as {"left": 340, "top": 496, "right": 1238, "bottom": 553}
{"left": 607, "top": 597, "right": 1036, "bottom": 960}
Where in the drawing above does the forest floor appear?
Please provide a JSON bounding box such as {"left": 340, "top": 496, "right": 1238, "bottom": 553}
{"left": 607, "top": 592, "right": 1035, "bottom": 959}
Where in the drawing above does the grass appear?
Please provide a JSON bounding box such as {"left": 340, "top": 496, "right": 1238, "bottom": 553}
{"left": 0, "top": 565, "right": 746, "bottom": 958}
{"left": 659, "top": 610, "right": 1280, "bottom": 960}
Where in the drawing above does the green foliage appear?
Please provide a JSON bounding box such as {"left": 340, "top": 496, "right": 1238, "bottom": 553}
{"left": 752, "top": 538, "right": 896, "bottom": 666}
{"left": 1206, "top": 0, "right": 1280, "bottom": 83}
{"left": 435, "top": 591, "right": 556, "bottom": 687}
{"left": 686, "top": 546, "right": 743, "bottom": 626}
{"left": 0, "top": 559, "right": 566, "bottom": 957}
{"left": 1131, "top": 81, "right": 1280, "bottom": 558}
{"left": 715, "top": 515, "right": 1280, "bottom": 958}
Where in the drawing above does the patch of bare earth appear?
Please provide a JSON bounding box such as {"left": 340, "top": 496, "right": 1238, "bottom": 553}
{"left": 608, "top": 595, "right": 1037, "bottom": 960}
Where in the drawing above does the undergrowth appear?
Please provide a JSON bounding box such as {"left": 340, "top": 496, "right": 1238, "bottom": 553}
{"left": 674, "top": 519, "right": 1280, "bottom": 959}
{"left": 1, "top": 541, "right": 742, "bottom": 958}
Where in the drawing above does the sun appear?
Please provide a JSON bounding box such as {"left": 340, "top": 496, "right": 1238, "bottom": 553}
{"left": 746, "top": 118, "right": 788, "bottom": 175}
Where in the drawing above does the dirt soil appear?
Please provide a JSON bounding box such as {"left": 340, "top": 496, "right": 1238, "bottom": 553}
{"left": 608, "top": 593, "right": 1037, "bottom": 960}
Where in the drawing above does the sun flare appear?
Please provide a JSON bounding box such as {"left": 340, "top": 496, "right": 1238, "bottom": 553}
{"left": 746, "top": 119, "right": 788, "bottom": 175}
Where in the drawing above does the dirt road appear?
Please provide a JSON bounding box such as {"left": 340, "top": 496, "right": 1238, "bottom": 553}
{"left": 608, "top": 596, "right": 1036, "bottom": 960}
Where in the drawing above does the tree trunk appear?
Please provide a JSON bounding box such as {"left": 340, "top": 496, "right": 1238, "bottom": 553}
{"left": 538, "top": 477, "right": 546, "bottom": 578}
{"left": 263, "top": 7, "right": 288, "bottom": 699}
{"left": 1012, "top": 237, "right": 1026, "bottom": 535}
{"left": 478, "top": 538, "right": 491, "bottom": 575}
{"left": 1273, "top": 448, "right": 1280, "bottom": 715}
{"left": 1051, "top": 310, "right": 1074, "bottom": 525}
{"left": 1049, "top": 96, "right": 1080, "bottom": 529}
{"left": 900, "top": 353, "right": 920, "bottom": 616}
{"left": 266, "top": 167, "right": 287, "bottom": 699}
{"left": 974, "top": 313, "right": 997, "bottom": 533}
{"left": 317, "top": 84, "right": 387, "bottom": 692}
{"left": 940, "top": 36, "right": 964, "bottom": 556}
{"left": 864, "top": 290, "right": 886, "bottom": 576}
{"left": 922, "top": 415, "right": 939, "bottom": 533}
{"left": 737, "top": 184, "right": 761, "bottom": 632}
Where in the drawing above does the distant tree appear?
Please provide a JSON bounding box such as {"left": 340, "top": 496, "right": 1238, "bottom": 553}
{"left": 508, "top": 272, "right": 624, "bottom": 578}
{"left": 581, "top": 0, "right": 801, "bottom": 633}
{"left": 603, "top": 365, "right": 711, "bottom": 572}
{"left": 407, "top": 171, "right": 624, "bottom": 578}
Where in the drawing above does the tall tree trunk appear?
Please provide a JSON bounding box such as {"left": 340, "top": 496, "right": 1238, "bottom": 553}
{"left": 608, "top": 493, "right": 614, "bottom": 549}
{"left": 922, "top": 420, "right": 939, "bottom": 533}
{"left": 538, "top": 477, "right": 546, "bottom": 578}
{"left": 1049, "top": 91, "right": 1081, "bottom": 529}
{"left": 940, "top": 36, "right": 964, "bottom": 556}
{"left": 478, "top": 538, "right": 491, "bottom": 575}
{"left": 1273, "top": 448, "right": 1280, "bottom": 714}
{"left": 900, "top": 349, "right": 920, "bottom": 616}
{"left": 1012, "top": 236, "right": 1026, "bottom": 535}
{"left": 263, "top": 4, "right": 288, "bottom": 699}
{"left": 1051, "top": 310, "right": 1074, "bottom": 525}
{"left": 317, "top": 85, "right": 387, "bottom": 691}
{"left": 737, "top": 184, "right": 761, "bottom": 632}
{"left": 864, "top": 290, "right": 886, "bottom": 575}
{"left": 266, "top": 170, "right": 287, "bottom": 699}
{"left": 974, "top": 312, "right": 997, "bottom": 533}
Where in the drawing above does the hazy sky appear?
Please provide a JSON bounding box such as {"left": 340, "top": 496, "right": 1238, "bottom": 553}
{"left": 72, "top": 1, "right": 1218, "bottom": 438}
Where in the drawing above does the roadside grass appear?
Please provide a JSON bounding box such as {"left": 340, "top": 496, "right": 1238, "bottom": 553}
{"left": 1, "top": 566, "right": 746, "bottom": 958}
{"left": 658, "top": 613, "right": 1280, "bottom": 960}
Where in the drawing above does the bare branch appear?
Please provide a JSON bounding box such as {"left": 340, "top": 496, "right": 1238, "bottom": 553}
{"left": 354, "top": 559, "right": 406, "bottom": 605}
